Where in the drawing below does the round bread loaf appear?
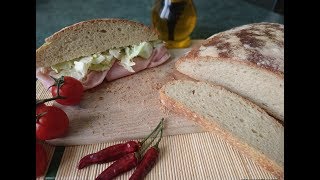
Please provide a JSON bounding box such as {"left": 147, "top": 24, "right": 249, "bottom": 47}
{"left": 176, "top": 22, "right": 284, "bottom": 121}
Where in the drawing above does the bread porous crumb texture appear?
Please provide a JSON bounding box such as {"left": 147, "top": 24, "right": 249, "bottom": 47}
{"left": 36, "top": 19, "right": 158, "bottom": 67}
{"left": 177, "top": 58, "right": 284, "bottom": 121}
{"left": 176, "top": 22, "right": 284, "bottom": 121}
{"left": 160, "top": 80, "right": 283, "bottom": 178}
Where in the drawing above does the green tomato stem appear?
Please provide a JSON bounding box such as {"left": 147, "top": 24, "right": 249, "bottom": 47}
{"left": 36, "top": 76, "right": 66, "bottom": 105}
{"left": 36, "top": 96, "right": 66, "bottom": 106}
{"left": 36, "top": 111, "right": 47, "bottom": 123}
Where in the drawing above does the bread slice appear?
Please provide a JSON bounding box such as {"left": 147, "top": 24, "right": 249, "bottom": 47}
{"left": 175, "top": 22, "right": 284, "bottom": 121}
{"left": 160, "top": 80, "right": 284, "bottom": 179}
{"left": 36, "top": 18, "right": 158, "bottom": 67}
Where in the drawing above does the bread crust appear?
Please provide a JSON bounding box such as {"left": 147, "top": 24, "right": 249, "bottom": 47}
{"left": 159, "top": 80, "right": 284, "bottom": 179}
{"left": 44, "top": 18, "right": 158, "bottom": 43}
{"left": 176, "top": 55, "right": 284, "bottom": 80}
{"left": 176, "top": 22, "right": 284, "bottom": 77}
{"left": 175, "top": 22, "right": 284, "bottom": 121}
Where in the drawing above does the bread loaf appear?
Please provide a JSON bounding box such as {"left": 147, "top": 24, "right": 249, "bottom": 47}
{"left": 160, "top": 80, "right": 284, "bottom": 179}
{"left": 175, "top": 22, "right": 284, "bottom": 121}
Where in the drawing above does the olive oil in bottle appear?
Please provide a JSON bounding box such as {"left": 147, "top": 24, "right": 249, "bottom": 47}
{"left": 152, "top": 0, "right": 197, "bottom": 48}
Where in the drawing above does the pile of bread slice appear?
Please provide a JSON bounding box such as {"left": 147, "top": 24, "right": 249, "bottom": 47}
{"left": 159, "top": 22, "right": 284, "bottom": 179}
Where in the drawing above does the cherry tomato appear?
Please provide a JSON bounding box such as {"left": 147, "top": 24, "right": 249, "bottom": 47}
{"left": 51, "top": 76, "right": 84, "bottom": 106}
{"left": 36, "top": 103, "right": 47, "bottom": 140}
{"left": 36, "top": 105, "right": 69, "bottom": 140}
{"left": 36, "top": 142, "right": 48, "bottom": 177}
{"left": 36, "top": 103, "right": 47, "bottom": 113}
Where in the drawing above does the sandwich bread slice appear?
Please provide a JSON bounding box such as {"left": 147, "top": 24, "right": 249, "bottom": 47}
{"left": 36, "top": 18, "right": 171, "bottom": 90}
{"left": 160, "top": 80, "right": 284, "bottom": 179}
{"left": 175, "top": 22, "right": 284, "bottom": 121}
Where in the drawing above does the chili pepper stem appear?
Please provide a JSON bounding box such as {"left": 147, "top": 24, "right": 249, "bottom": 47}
{"left": 128, "top": 125, "right": 164, "bottom": 180}
{"left": 154, "top": 127, "right": 163, "bottom": 148}
{"left": 140, "top": 118, "right": 164, "bottom": 145}
{"left": 139, "top": 121, "right": 164, "bottom": 155}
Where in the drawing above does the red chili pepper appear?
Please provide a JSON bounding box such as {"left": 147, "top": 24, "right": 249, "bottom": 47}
{"left": 95, "top": 152, "right": 140, "bottom": 180}
{"left": 129, "top": 128, "right": 163, "bottom": 180}
{"left": 78, "top": 141, "right": 140, "bottom": 169}
{"left": 96, "top": 120, "right": 164, "bottom": 180}
{"left": 78, "top": 119, "right": 163, "bottom": 170}
{"left": 129, "top": 147, "right": 159, "bottom": 180}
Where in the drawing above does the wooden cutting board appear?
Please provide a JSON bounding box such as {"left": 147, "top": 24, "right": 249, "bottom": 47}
{"left": 39, "top": 40, "right": 206, "bottom": 146}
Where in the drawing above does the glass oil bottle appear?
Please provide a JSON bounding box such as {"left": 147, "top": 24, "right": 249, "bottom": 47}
{"left": 152, "top": 0, "right": 197, "bottom": 48}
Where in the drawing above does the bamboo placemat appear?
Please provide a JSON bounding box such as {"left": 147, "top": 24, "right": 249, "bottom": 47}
{"left": 36, "top": 79, "right": 276, "bottom": 180}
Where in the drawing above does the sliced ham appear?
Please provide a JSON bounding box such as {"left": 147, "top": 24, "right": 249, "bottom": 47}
{"left": 36, "top": 67, "right": 55, "bottom": 89}
{"left": 147, "top": 45, "right": 171, "bottom": 68}
{"left": 105, "top": 58, "right": 146, "bottom": 81}
{"left": 81, "top": 69, "right": 110, "bottom": 90}
{"left": 36, "top": 45, "right": 171, "bottom": 90}
{"left": 106, "top": 45, "right": 170, "bottom": 81}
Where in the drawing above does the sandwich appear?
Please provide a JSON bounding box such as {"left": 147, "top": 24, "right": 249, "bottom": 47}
{"left": 175, "top": 22, "right": 284, "bottom": 121}
{"left": 36, "top": 18, "right": 171, "bottom": 90}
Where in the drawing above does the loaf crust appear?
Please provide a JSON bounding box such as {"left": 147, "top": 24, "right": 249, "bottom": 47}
{"left": 159, "top": 80, "right": 284, "bottom": 179}
{"left": 175, "top": 22, "right": 284, "bottom": 121}
{"left": 177, "top": 22, "right": 284, "bottom": 75}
